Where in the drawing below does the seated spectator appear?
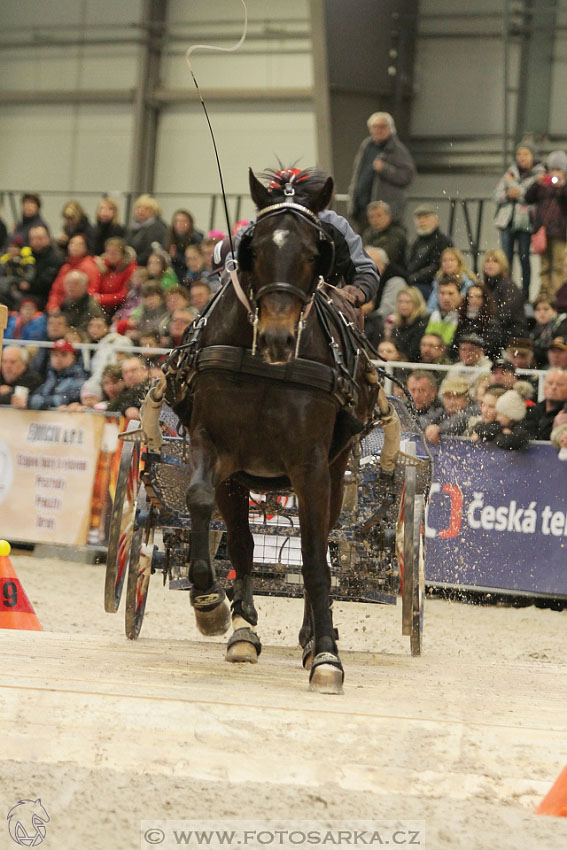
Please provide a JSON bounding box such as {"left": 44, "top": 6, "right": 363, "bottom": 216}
{"left": 138, "top": 330, "right": 163, "bottom": 367}
{"left": 106, "top": 355, "right": 150, "bottom": 419}
{"left": 46, "top": 234, "right": 102, "bottom": 313}
{"left": 524, "top": 150, "right": 567, "bottom": 299}
{"left": 530, "top": 295, "right": 567, "bottom": 367}
{"left": 60, "top": 270, "right": 106, "bottom": 334}
{"left": 200, "top": 237, "right": 223, "bottom": 291}
{"left": 489, "top": 358, "right": 517, "bottom": 389}
{"left": 451, "top": 282, "right": 501, "bottom": 361}
{"left": 524, "top": 368, "right": 567, "bottom": 440}
{"left": 5, "top": 297, "right": 47, "bottom": 341}
{"left": 467, "top": 384, "right": 507, "bottom": 435}
{"left": 25, "top": 226, "right": 64, "bottom": 310}
{"left": 424, "top": 376, "right": 478, "bottom": 445}
{"left": 550, "top": 423, "right": 567, "bottom": 460}
{"left": 418, "top": 332, "right": 451, "bottom": 385}
{"left": 60, "top": 378, "right": 104, "bottom": 412}
{"left": 92, "top": 197, "right": 125, "bottom": 256}
{"left": 167, "top": 209, "right": 204, "bottom": 282}
{"left": 11, "top": 192, "right": 50, "bottom": 246}
{"left": 56, "top": 200, "right": 95, "bottom": 255}
{"left": 84, "top": 313, "right": 133, "bottom": 392}
{"left": 389, "top": 287, "right": 429, "bottom": 363}
{"left": 0, "top": 237, "right": 36, "bottom": 309}
{"left": 427, "top": 248, "right": 476, "bottom": 313}
{"left": 158, "top": 285, "right": 195, "bottom": 338}
{"left": 111, "top": 266, "right": 147, "bottom": 328}
{"left": 406, "top": 369, "right": 443, "bottom": 428}
{"left": 377, "top": 340, "right": 404, "bottom": 361}
{"left": 406, "top": 204, "right": 453, "bottom": 300}
{"left": 189, "top": 280, "right": 212, "bottom": 314}
{"left": 546, "top": 336, "right": 567, "bottom": 370}
{"left": 126, "top": 194, "right": 168, "bottom": 266}
{"left": 361, "top": 201, "right": 407, "bottom": 269}
{"left": 184, "top": 244, "right": 207, "bottom": 285}
{"left": 481, "top": 249, "right": 527, "bottom": 342}
{"left": 0, "top": 346, "right": 42, "bottom": 406}
{"left": 130, "top": 283, "right": 168, "bottom": 338}
{"left": 22, "top": 339, "right": 87, "bottom": 410}
{"left": 504, "top": 336, "right": 535, "bottom": 371}
{"left": 365, "top": 246, "right": 407, "bottom": 320}
{"left": 162, "top": 307, "right": 196, "bottom": 348}
{"left": 424, "top": 276, "right": 462, "bottom": 347}
{"left": 146, "top": 245, "right": 179, "bottom": 291}
{"left": 97, "top": 364, "right": 125, "bottom": 410}
{"left": 471, "top": 389, "right": 529, "bottom": 450}
{"left": 31, "top": 311, "right": 70, "bottom": 379}
{"left": 446, "top": 333, "right": 492, "bottom": 389}
{"left": 93, "top": 237, "right": 137, "bottom": 314}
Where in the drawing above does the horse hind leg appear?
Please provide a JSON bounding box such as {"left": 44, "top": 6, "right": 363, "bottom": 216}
{"left": 216, "top": 479, "right": 261, "bottom": 663}
{"left": 187, "top": 468, "right": 231, "bottom": 636}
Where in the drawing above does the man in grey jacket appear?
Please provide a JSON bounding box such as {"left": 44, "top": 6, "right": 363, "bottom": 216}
{"left": 348, "top": 112, "right": 416, "bottom": 233}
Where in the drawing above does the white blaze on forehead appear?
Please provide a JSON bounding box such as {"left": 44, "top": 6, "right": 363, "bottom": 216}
{"left": 273, "top": 229, "right": 289, "bottom": 247}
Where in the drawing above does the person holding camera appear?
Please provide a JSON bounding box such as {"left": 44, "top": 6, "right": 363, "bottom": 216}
{"left": 493, "top": 143, "right": 544, "bottom": 301}
{"left": 525, "top": 150, "right": 567, "bottom": 300}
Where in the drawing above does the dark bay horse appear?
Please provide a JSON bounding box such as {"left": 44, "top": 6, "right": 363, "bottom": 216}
{"left": 165, "top": 168, "right": 385, "bottom": 693}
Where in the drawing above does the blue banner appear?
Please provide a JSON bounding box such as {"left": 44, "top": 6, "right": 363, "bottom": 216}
{"left": 426, "top": 439, "right": 567, "bottom": 596}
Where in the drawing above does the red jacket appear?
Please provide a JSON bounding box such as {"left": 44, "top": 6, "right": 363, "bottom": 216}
{"left": 92, "top": 252, "right": 137, "bottom": 311}
{"left": 46, "top": 255, "right": 102, "bottom": 313}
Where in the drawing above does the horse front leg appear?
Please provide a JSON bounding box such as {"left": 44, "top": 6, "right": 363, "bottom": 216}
{"left": 216, "top": 478, "right": 261, "bottom": 663}
{"left": 186, "top": 437, "right": 231, "bottom": 636}
{"left": 292, "top": 456, "right": 343, "bottom": 694}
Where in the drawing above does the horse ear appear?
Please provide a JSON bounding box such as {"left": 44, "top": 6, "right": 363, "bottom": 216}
{"left": 311, "top": 176, "right": 334, "bottom": 214}
{"left": 249, "top": 168, "right": 272, "bottom": 210}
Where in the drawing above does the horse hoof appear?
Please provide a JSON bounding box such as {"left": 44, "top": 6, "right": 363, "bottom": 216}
{"left": 226, "top": 641, "right": 259, "bottom": 663}
{"left": 309, "top": 664, "right": 344, "bottom": 695}
{"left": 194, "top": 599, "right": 231, "bottom": 636}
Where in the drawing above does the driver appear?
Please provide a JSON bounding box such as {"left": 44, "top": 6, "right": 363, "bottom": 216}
{"left": 213, "top": 167, "right": 380, "bottom": 308}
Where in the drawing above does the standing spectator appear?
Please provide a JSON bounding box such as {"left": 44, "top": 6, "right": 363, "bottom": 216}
{"left": 167, "top": 209, "right": 204, "bottom": 282}
{"left": 46, "top": 233, "right": 101, "bottom": 313}
{"left": 406, "top": 205, "right": 453, "bottom": 300}
{"left": 389, "top": 287, "right": 429, "bottom": 363}
{"left": 0, "top": 346, "right": 42, "bottom": 406}
{"left": 60, "top": 270, "right": 106, "bottom": 334}
{"left": 93, "top": 237, "right": 137, "bottom": 314}
{"left": 493, "top": 143, "right": 544, "bottom": 300}
{"left": 361, "top": 201, "right": 407, "bottom": 269}
{"left": 11, "top": 193, "right": 49, "bottom": 246}
{"left": 524, "top": 369, "right": 567, "bottom": 440}
{"left": 22, "top": 339, "right": 86, "bottom": 410}
{"left": 525, "top": 150, "right": 567, "bottom": 299}
{"left": 452, "top": 282, "right": 500, "bottom": 361}
{"left": 546, "top": 336, "right": 567, "bottom": 371}
{"left": 126, "top": 194, "right": 168, "bottom": 266}
{"left": 481, "top": 249, "right": 527, "bottom": 343}
{"left": 424, "top": 277, "right": 462, "bottom": 347}
{"left": 92, "top": 197, "right": 125, "bottom": 256}
{"left": 56, "top": 200, "right": 96, "bottom": 255}
{"left": 424, "top": 376, "right": 478, "bottom": 444}
{"left": 348, "top": 111, "right": 416, "bottom": 231}
{"left": 24, "top": 226, "right": 64, "bottom": 310}
{"left": 427, "top": 247, "right": 476, "bottom": 313}
{"left": 365, "top": 246, "right": 406, "bottom": 320}
{"left": 529, "top": 295, "right": 567, "bottom": 367}
{"left": 406, "top": 370, "right": 443, "bottom": 427}
{"left": 5, "top": 297, "right": 47, "bottom": 342}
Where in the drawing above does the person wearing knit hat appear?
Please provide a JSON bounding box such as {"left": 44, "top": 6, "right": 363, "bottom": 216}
{"left": 493, "top": 143, "right": 544, "bottom": 300}
{"left": 424, "top": 375, "right": 478, "bottom": 445}
{"left": 473, "top": 389, "right": 530, "bottom": 450}
{"left": 525, "top": 150, "right": 567, "bottom": 299}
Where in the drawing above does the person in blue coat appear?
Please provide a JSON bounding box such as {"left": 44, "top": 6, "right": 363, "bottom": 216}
{"left": 26, "top": 338, "right": 87, "bottom": 410}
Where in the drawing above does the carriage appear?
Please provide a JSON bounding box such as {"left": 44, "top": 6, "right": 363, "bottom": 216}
{"left": 104, "top": 394, "right": 432, "bottom": 657}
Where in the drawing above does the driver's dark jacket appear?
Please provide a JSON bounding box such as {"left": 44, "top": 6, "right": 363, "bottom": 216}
{"left": 318, "top": 209, "right": 380, "bottom": 305}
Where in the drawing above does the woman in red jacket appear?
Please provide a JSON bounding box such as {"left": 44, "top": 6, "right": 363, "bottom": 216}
{"left": 92, "top": 237, "right": 137, "bottom": 314}
{"left": 46, "top": 234, "right": 101, "bottom": 313}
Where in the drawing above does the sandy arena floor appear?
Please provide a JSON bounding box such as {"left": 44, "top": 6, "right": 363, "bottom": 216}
{"left": 1, "top": 552, "right": 566, "bottom": 850}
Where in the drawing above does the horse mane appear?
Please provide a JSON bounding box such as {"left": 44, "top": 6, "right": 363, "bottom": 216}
{"left": 260, "top": 167, "right": 331, "bottom": 209}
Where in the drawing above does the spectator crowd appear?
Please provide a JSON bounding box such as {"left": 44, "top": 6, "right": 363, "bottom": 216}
{"left": 1, "top": 132, "right": 567, "bottom": 456}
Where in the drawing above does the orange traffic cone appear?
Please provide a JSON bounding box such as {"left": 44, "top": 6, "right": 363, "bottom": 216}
{"left": 0, "top": 553, "right": 42, "bottom": 631}
{"left": 535, "top": 765, "right": 567, "bottom": 817}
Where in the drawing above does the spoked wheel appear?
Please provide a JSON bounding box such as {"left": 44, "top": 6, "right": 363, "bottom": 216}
{"left": 125, "top": 490, "right": 154, "bottom": 640}
{"left": 104, "top": 433, "right": 141, "bottom": 613}
{"left": 398, "top": 464, "right": 425, "bottom": 656}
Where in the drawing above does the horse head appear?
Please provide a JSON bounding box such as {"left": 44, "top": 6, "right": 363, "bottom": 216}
{"left": 243, "top": 167, "right": 334, "bottom": 364}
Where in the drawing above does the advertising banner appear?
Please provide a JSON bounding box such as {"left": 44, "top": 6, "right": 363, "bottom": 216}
{"left": 426, "top": 438, "right": 567, "bottom": 596}
{"left": 0, "top": 409, "right": 105, "bottom": 545}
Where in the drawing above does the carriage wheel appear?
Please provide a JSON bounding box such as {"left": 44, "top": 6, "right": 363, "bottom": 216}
{"left": 124, "top": 493, "right": 154, "bottom": 640}
{"left": 104, "top": 438, "right": 141, "bottom": 613}
{"left": 399, "top": 465, "right": 425, "bottom": 656}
